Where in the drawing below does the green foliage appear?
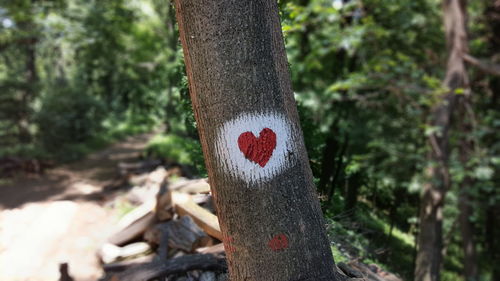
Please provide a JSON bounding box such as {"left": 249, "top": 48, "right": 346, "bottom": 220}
{"left": 0, "top": 0, "right": 178, "bottom": 161}
{"left": 327, "top": 207, "right": 416, "bottom": 279}
{"left": 35, "top": 83, "right": 105, "bottom": 154}
{"left": 1, "top": 0, "right": 498, "bottom": 280}
{"left": 282, "top": 0, "right": 498, "bottom": 280}
{"left": 145, "top": 134, "right": 205, "bottom": 175}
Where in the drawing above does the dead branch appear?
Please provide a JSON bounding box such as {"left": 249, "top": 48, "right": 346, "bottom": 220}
{"left": 463, "top": 54, "right": 500, "bottom": 76}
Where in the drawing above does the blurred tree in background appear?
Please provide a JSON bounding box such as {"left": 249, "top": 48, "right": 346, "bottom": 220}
{"left": 0, "top": 0, "right": 498, "bottom": 280}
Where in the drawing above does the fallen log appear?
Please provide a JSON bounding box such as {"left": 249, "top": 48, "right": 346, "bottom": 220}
{"left": 112, "top": 254, "right": 227, "bottom": 281}
{"left": 199, "top": 271, "right": 216, "bottom": 281}
{"left": 338, "top": 262, "right": 364, "bottom": 279}
{"left": 99, "top": 242, "right": 152, "bottom": 264}
{"left": 145, "top": 216, "right": 210, "bottom": 252}
{"left": 170, "top": 178, "right": 211, "bottom": 194}
{"left": 172, "top": 192, "right": 222, "bottom": 240}
{"left": 128, "top": 167, "right": 169, "bottom": 206}
{"left": 196, "top": 243, "right": 225, "bottom": 255}
{"left": 192, "top": 193, "right": 213, "bottom": 205}
{"left": 155, "top": 180, "right": 173, "bottom": 221}
{"left": 118, "top": 159, "right": 162, "bottom": 175}
{"left": 108, "top": 200, "right": 156, "bottom": 246}
{"left": 103, "top": 255, "right": 155, "bottom": 272}
{"left": 348, "top": 261, "right": 395, "bottom": 281}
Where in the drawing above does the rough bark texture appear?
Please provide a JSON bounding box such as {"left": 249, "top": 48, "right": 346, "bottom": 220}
{"left": 173, "top": 1, "right": 336, "bottom": 280}
{"left": 414, "top": 1, "right": 469, "bottom": 281}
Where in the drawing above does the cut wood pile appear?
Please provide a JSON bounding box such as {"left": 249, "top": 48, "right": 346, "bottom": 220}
{"left": 95, "top": 160, "right": 402, "bottom": 281}
{"left": 97, "top": 163, "right": 226, "bottom": 281}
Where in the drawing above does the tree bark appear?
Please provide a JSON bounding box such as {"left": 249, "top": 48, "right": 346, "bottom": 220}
{"left": 414, "top": 1, "right": 469, "bottom": 281}
{"left": 17, "top": 19, "right": 38, "bottom": 143}
{"left": 318, "top": 117, "right": 340, "bottom": 195}
{"left": 462, "top": 54, "right": 500, "bottom": 76}
{"left": 173, "top": 1, "right": 336, "bottom": 280}
{"left": 163, "top": 0, "right": 179, "bottom": 133}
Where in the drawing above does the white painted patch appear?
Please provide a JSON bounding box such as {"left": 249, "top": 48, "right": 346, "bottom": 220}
{"left": 215, "top": 112, "right": 298, "bottom": 184}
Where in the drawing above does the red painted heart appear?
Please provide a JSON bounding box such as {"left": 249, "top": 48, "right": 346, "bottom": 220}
{"left": 237, "top": 128, "right": 277, "bottom": 167}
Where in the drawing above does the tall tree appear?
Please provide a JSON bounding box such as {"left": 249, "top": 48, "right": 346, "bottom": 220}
{"left": 0, "top": 0, "right": 39, "bottom": 144}
{"left": 414, "top": 0, "right": 469, "bottom": 281}
{"left": 173, "top": 0, "right": 337, "bottom": 280}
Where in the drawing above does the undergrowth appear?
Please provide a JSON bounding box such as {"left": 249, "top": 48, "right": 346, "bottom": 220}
{"left": 0, "top": 113, "right": 159, "bottom": 163}
{"left": 145, "top": 133, "right": 205, "bottom": 176}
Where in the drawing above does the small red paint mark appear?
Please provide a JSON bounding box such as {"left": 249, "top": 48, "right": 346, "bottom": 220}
{"left": 238, "top": 128, "right": 277, "bottom": 167}
{"left": 223, "top": 236, "right": 236, "bottom": 254}
{"left": 268, "top": 233, "right": 289, "bottom": 251}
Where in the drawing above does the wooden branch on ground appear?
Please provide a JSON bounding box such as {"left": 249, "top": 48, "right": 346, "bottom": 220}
{"left": 463, "top": 54, "right": 500, "bottom": 76}
{"left": 108, "top": 200, "right": 157, "bottom": 246}
{"left": 118, "top": 160, "right": 162, "bottom": 175}
{"left": 144, "top": 216, "right": 211, "bottom": 252}
{"left": 103, "top": 255, "right": 155, "bottom": 272}
{"left": 195, "top": 243, "right": 225, "bottom": 255}
{"left": 99, "top": 242, "right": 152, "bottom": 264}
{"left": 112, "top": 254, "right": 227, "bottom": 281}
{"left": 348, "top": 261, "right": 402, "bottom": 281}
{"left": 172, "top": 192, "right": 222, "bottom": 240}
{"left": 171, "top": 178, "right": 211, "bottom": 194}
{"left": 155, "top": 180, "right": 173, "bottom": 221}
{"left": 127, "top": 168, "right": 168, "bottom": 206}
{"left": 348, "top": 263, "right": 385, "bottom": 281}
{"left": 337, "top": 262, "right": 364, "bottom": 279}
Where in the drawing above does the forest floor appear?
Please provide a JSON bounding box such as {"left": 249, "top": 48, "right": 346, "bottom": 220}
{"left": 0, "top": 132, "right": 157, "bottom": 281}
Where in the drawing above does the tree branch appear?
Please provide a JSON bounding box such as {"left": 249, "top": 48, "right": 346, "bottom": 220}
{"left": 463, "top": 54, "right": 500, "bottom": 76}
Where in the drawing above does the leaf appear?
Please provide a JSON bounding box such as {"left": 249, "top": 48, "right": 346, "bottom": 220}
{"left": 473, "top": 166, "right": 494, "bottom": 180}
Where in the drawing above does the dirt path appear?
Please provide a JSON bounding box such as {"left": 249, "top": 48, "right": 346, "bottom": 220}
{"left": 0, "top": 132, "right": 157, "bottom": 281}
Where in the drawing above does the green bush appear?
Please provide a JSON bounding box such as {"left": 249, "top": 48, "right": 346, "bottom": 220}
{"left": 145, "top": 134, "right": 205, "bottom": 175}
{"left": 35, "top": 84, "right": 105, "bottom": 157}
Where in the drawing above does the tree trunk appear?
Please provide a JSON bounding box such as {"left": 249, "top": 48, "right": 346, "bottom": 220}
{"left": 164, "top": 0, "right": 179, "bottom": 134}
{"left": 327, "top": 134, "right": 348, "bottom": 203}
{"left": 455, "top": 3, "right": 478, "bottom": 280}
{"left": 414, "top": 1, "right": 469, "bottom": 281}
{"left": 344, "top": 172, "right": 361, "bottom": 213}
{"left": 173, "top": 1, "right": 336, "bottom": 281}
{"left": 318, "top": 117, "right": 340, "bottom": 195}
{"left": 18, "top": 27, "right": 38, "bottom": 143}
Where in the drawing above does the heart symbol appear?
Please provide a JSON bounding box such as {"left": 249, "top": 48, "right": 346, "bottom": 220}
{"left": 237, "top": 128, "right": 277, "bottom": 167}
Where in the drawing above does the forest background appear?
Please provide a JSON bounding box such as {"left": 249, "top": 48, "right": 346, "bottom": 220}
{"left": 0, "top": 0, "right": 498, "bottom": 281}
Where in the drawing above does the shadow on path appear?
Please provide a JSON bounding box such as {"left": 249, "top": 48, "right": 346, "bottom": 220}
{"left": 0, "top": 132, "right": 155, "bottom": 210}
{"left": 0, "top": 131, "right": 159, "bottom": 281}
